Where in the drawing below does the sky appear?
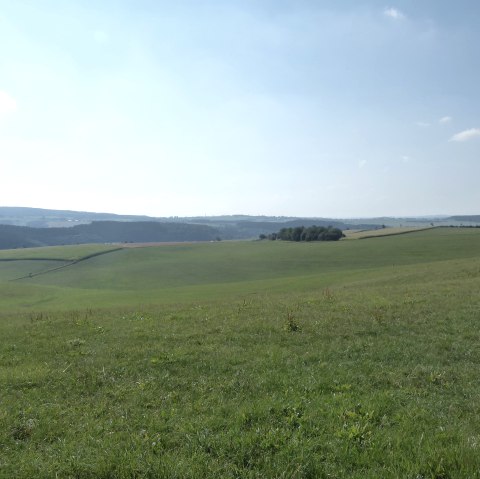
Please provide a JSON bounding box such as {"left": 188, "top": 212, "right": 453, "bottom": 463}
{"left": 1, "top": 1, "right": 479, "bottom": 218}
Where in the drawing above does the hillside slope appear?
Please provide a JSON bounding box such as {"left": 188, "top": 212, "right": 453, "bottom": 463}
{"left": 1, "top": 227, "right": 479, "bottom": 311}
{"left": 0, "top": 221, "right": 220, "bottom": 249}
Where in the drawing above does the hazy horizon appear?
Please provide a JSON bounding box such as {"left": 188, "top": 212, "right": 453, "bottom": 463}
{"left": 0, "top": 204, "right": 471, "bottom": 221}
{"left": 1, "top": 1, "right": 479, "bottom": 218}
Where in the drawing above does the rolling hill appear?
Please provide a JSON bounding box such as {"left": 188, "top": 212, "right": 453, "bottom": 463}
{"left": 1, "top": 227, "right": 479, "bottom": 311}
{"left": 1, "top": 227, "right": 480, "bottom": 477}
{"left": 0, "top": 221, "right": 221, "bottom": 249}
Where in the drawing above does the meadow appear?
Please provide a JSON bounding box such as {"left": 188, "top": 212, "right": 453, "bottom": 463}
{"left": 342, "top": 226, "right": 434, "bottom": 239}
{"left": 1, "top": 227, "right": 480, "bottom": 477}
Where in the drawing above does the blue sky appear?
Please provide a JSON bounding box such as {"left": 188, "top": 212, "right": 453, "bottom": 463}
{"left": 1, "top": 1, "right": 479, "bottom": 217}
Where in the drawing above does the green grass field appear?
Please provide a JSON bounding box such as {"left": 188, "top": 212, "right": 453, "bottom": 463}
{"left": 343, "top": 226, "right": 434, "bottom": 239}
{"left": 0, "top": 244, "right": 118, "bottom": 261}
{"left": 1, "top": 228, "right": 480, "bottom": 477}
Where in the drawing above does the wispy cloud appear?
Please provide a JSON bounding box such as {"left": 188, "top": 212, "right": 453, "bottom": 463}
{"left": 0, "top": 90, "right": 17, "bottom": 116}
{"left": 383, "top": 7, "right": 406, "bottom": 20}
{"left": 358, "top": 159, "right": 367, "bottom": 169}
{"left": 439, "top": 116, "right": 452, "bottom": 124}
{"left": 449, "top": 128, "right": 480, "bottom": 142}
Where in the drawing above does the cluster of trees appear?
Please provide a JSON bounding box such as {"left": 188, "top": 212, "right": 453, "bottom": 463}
{"left": 259, "top": 225, "right": 344, "bottom": 242}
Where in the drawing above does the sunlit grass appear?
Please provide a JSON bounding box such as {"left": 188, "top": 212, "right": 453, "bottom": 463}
{"left": 1, "top": 228, "right": 480, "bottom": 477}
{"left": 343, "top": 226, "right": 433, "bottom": 239}
{"left": 0, "top": 243, "right": 118, "bottom": 261}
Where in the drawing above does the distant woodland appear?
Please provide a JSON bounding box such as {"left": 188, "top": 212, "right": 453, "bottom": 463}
{"left": 0, "top": 222, "right": 220, "bottom": 249}
{"left": 260, "top": 225, "right": 344, "bottom": 241}
{"left": 3, "top": 207, "right": 476, "bottom": 249}
{"left": 0, "top": 207, "right": 382, "bottom": 249}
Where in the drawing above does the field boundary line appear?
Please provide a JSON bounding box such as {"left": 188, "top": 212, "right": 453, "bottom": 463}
{"left": 9, "top": 247, "right": 125, "bottom": 281}
{"left": 358, "top": 226, "right": 437, "bottom": 240}
{"left": 0, "top": 258, "right": 67, "bottom": 262}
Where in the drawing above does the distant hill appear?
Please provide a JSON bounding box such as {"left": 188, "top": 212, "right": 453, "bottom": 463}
{"left": 0, "top": 207, "right": 373, "bottom": 230}
{"left": 448, "top": 215, "right": 480, "bottom": 223}
{"left": 0, "top": 207, "right": 379, "bottom": 241}
{"left": 1, "top": 207, "right": 478, "bottom": 248}
{"left": 212, "top": 219, "right": 365, "bottom": 240}
{"left": 0, "top": 207, "right": 158, "bottom": 228}
{"left": 0, "top": 222, "right": 221, "bottom": 249}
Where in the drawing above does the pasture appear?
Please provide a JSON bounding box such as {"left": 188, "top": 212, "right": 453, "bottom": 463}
{"left": 1, "top": 228, "right": 480, "bottom": 477}
{"left": 342, "top": 226, "right": 433, "bottom": 239}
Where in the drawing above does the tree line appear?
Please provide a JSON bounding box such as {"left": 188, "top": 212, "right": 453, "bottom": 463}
{"left": 259, "top": 225, "right": 344, "bottom": 242}
{"left": 0, "top": 222, "right": 221, "bottom": 250}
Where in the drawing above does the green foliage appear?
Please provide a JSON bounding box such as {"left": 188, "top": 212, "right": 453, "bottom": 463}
{"left": 284, "top": 310, "right": 301, "bottom": 332}
{"left": 263, "top": 225, "right": 345, "bottom": 241}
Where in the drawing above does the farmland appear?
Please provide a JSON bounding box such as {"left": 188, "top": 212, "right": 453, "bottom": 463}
{"left": 342, "top": 226, "right": 434, "bottom": 239}
{"left": 1, "top": 228, "right": 480, "bottom": 477}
